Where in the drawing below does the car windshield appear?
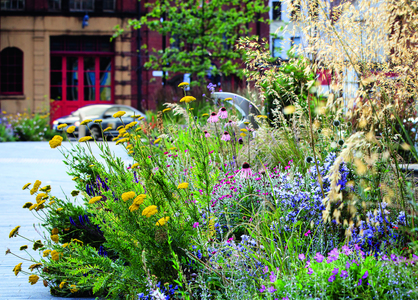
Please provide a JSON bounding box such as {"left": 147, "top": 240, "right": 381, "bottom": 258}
{"left": 71, "top": 106, "right": 110, "bottom": 118}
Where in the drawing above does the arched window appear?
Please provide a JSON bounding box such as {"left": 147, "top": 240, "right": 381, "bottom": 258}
{"left": 0, "top": 47, "right": 24, "bottom": 95}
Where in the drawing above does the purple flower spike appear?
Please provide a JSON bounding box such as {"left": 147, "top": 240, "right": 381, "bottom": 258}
{"left": 298, "top": 253, "right": 306, "bottom": 260}
{"left": 340, "top": 270, "right": 348, "bottom": 278}
{"left": 314, "top": 252, "right": 325, "bottom": 263}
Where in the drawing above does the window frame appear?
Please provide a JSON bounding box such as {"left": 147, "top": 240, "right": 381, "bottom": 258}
{"left": 1, "top": 0, "right": 25, "bottom": 10}
{"left": 272, "top": 38, "right": 282, "bottom": 58}
{"left": 69, "top": 0, "right": 94, "bottom": 12}
{"left": 102, "top": 0, "right": 116, "bottom": 12}
{"left": 272, "top": 1, "right": 282, "bottom": 21}
{"left": 48, "top": 0, "right": 61, "bottom": 11}
{"left": 0, "top": 47, "right": 24, "bottom": 96}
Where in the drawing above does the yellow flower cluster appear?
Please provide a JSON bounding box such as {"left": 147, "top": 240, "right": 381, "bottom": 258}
{"left": 129, "top": 194, "right": 146, "bottom": 212}
{"left": 57, "top": 123, "right": 68, "bottom": 130}
{"left": 80, "top": 119, "right": 92, "bottom": 125}
{"left": 224, "top": 97, "right": 232, "bottom": 101}
{"left": 43, "top": 249, "right": 52, "bottom": 257}
{"left": 180, "top": 96, "right": 196, "bottom": 103}
{"left": 70, "top": 284, "right": 78, "bottom": 293}
{"left": 13, "top": 263, "right": 22, "bottom": 276}
{"left": 131, "top": 163, "right": 140, "bottom": 169}
{"left": 94, "top": 119, "right": 102, "bottom": 123}
{"left": 156, "top": 216, "right": 169, "bottom": 226}
{"left": 30, "top": 180, "right": 42, "bottom": 195}
{"left": 9, "top": 226, "right": 20, "bottom": 238}
{"left": 88, "top": 196, "right": 102, "bottom": 204}
{"left": 67, "top": 126, "right": 76, "bottom": 134}
{"left": 29, "top": 203, "right": 38, "bottom": 211}
{"left": 20, "top": 245, "right": 28, "bottom": 250}
{"left": 116, "top": 138, "right": 129, "bottom": 145}
{"left": 178, "top": 82, "right": 189, "bottom": 88}
{"left": 103, "top": 126, "right": 112, "bottom": 132}
{"left": 51, "top": 250, "right": 59, "bottom": 261}
{"left": 125, "top": 121, "right": 137, "bottom": 129}
{"left": 22, "top": 182, "right": 31, "bottom": 190}
{"left": 79, "top": 136, "right": 93, "bottom": 142}
{"left": 59, "top": 281, "right": 66, "bottom": 289}
{"left": 154, "top": 138, "right": 161, "bottom": 144}
{"left": 49, "top": 135, "right": 63, "bottom": 149}
{"left": 122, "top": 191, "right": 136, "bottom": 202}
{"left": 36, "top": 193, "right": 47, "bottom": 203}
{"left": 177, "top": 182, "right": 189, "bottom": 189}
{"left": 28, "top": 263, "right": 42, "bottom": 271}
{"left": 142, "top": 205, "right": 158, "bottom": 217}
{"left": 51, "top": 234, "right": 59, "bottom": 243}
{"left": 29, "top": 274, "right": 39, "bottom": 285}
{"left": 113, "top": 111, "right": 126, "bottom": 118}
{"left": 22, "top": 202, "right": 32, "bottom": 208}
{"left": 162, "top": 108, "right": 171, "bottom": 113}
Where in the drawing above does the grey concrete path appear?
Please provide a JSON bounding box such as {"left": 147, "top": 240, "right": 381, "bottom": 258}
{"left": 0, "top": 142, "right": 131, "bottom": 300}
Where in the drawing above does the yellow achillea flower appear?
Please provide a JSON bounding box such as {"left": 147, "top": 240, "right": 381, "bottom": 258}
{"left": 79, "top": 136, "right": 92, "bottom": 142}
{"left": 20, "top": 245, "right": 28, "bottom": 251}
{"left": 9, "top": 226, "right": 20, "bottom": 238}
{"left": 52, "top": 228, "right": 59, "bottom": 235}
{"left": 13, "top": 263, "right": 22, "bottom": 276}
{"left": 209, "top": 217, "right": 216, "bottom": 237}
{"left": 138, "top": 116, "right": 145, "bottom": 120}
{"left": 28, "top": 263, "right": 42, "bottom": 271}
{"left": 80, "top": 119, "right": 92, "bottom": 125}
{"left": 202, "top": 113, "right": 209, "bottom": 117}
{"left": 112, "top": 136, "right": 119, "bottom": 141}
{"left": 22, "top": 183, "right": 31, "bottom": 190}
{"left": 224, "top": 97, "right": 232, "bottom": 101}
{"left": 177, "top": 182, "right": 189, "bottom": 189}
{"left": 56, "top": 208, "right": 63, "bottom": 212}
{"left": 49, "top": 135, "right": 63, "bottom": 149}
{"left": 59, "top": 281, "right": 66, "bottom": 289}
{"left": 40, "top": 185, "right": 51, "bottom": 192}
{"left": 51, "top": 250, "right": 59, "bottom": 261}
{"left": 116, "top": 138, "right": 129, "bottom": 145}
{"left": 189, "top": 108, "right": 194, "bottom": 111}
{"left": 142, "top": 205, "right": 158, "bottom": 217}
{"left": 22, "top": 202, "right": 33, "bottom": 208}
{"left": 125, "top": 121, "right": 138, "bottom": 129}
{"left": 67, "top": 126, "right": 76, "bottom": 134}
{"left": 122, "top": 191, "right": 136, "bottom": 202}
{"left": 29, "top": 274, "right": 39, "bottom": 285}
{"left": 154, "top": 138, "right": 161, "bottom": 144}
{"left": 180, "top": 96, "right": 196, "bottom": 103}
{"left": 129, "top": 150, "right": 134, "bottom": 154}
{"left": 30, "top": 180, "right": 42, "bottom": 195}
{"left": 36, "top": 201, "right": 46, "bottom": 211}
{"left": 131, "top": 163, "right": 140, "bottom": 169}
{"left": 123, "top": 133, "right": 130, "bottom": 138}
{"left": 116, "top": 125, "right": 124, "bottom": 131}
{"left": 135, "top": 127, "right": 142, "bottom": 132}
{"left": 257, "top": 115, "right": 268, "bottom": 119}
{"left": 133, "top": 194, "right": 146, "bottom": 206}
{"left": 43, "top": 249, "right": 52, "bottom": 257}
{"left": 33, "top": 240, "right": 43, "bottom": 250}
{"left": 240, "top": 133, "right": 246, "bottom": 137}
{"left": 36, "top": 193, "right": 47, "bottom": 203}
{"left": 156, "top": 216, "right": 170, "bottom": 226}
{"left": 178, "top": 82, "right": 189, "bottom": 88}
{"left": 126, "top": 144, "right": 133, "bottom": 149}
{"left": 103, "top": 127, "right": 112, "bottom": 132}
{"left": 113, "top": 111, "right": 126, "bottom": 118}
{"left": 94, "top": 119, "right": 102, "bottom": 123}
{"left": 70, "top": 285, "right": 78, "bottom": 293}
{"left": 57, "top": 123, "right": 68, "bottom": 130}
{"left": 162, "top": 108, "right": 171, "bottom": 113}
{"left": 29, "top": 203, "right": 38, "bottom": 211}
{"left": 240, "top": 128, "right": 248, "bottom": 132}
{"left": 89, "top": 196, "right": 102, "bottom": 204}
{"left": 62, "top": 243, "right": 69, "bottom": 248}
{"left": 129, "top": 204, "right": 140, "bottom": 212}
{"left": 170, "top": 147, "right": 176, "bottom": 150}
{"left": 51, "top": 234, "right": 59, "bottom": 243}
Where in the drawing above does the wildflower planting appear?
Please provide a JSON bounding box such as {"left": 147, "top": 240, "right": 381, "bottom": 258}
{"left": 7, "top": 0, "right": 418, "bottom": 299}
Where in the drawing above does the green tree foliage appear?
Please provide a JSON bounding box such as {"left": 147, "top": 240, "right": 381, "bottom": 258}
{"left": 123, "top": 0, "right": 269, "bottom": 82}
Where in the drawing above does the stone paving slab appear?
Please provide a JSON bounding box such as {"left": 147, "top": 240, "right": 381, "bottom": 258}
{"left": 0, "top": 141, "right": 130, "bottom": 300}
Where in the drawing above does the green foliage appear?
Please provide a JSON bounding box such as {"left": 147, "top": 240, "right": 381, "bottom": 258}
{"left": 6, "top": 111, "right": 59, "bottom": 141}
{"left": 0, "top": 123, "right": 15, "bottom": 142}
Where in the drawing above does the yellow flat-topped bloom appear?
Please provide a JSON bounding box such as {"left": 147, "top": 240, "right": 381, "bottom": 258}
{"left": 30, "top": 180, "right": 41, "bottom": 195}
{"left": 240, "top": 133, "right": 246, "bottom": 137}
{"left": 49, "top": 135, "right": 63, "bottom": 148}
{"left": 112, "top": 136, "right": 119, "bottom": 141}
{"left": 51, "top": 234, "right": 59, "bottom": 243}
{"left": 138, "top": 116, "right": 145, "bottom": 120}
{"left": 94, "top": 119, "right": 102, "bottom": 123}
{"left": 13, "top": 263, "right": 22, "bottom": 276}
{"left": 29, "top": 274, "right": 39, "bottom": 285}
{"left": 43, "top": 249, "right": 51, "bottom": 257}
{"left": 129, "top": 204, "right": 140, "bottom": 212}
{"left": 22, "top": 183, "right": 31, "bottom": 190}
{"left": 125, "top": 121, "right": 138, "bottom": 129}
{"left": 162, "top": 108, "right": 171, "bottom": 113}
{"left": 103, "top": 127, "right": 112, "bottom": 132}
{"left": 240, "top": 128, "right": 248, "bottom": 132}
{"left": 20, "top": 245, "right": 28, "bottom": 251}
{"left": 142, "top": 205, "right": 158, "bottom": 217}
{"left": 224, "top": 97, "right": 232, "bottom": 101}
{"left": 156, "top": 216, "right": 169, "bottom": 226}
{"left": 29, "top": 203, "right": 38, "bottom": 211}
{"left": 154, "top": 138, "right": 161, "bottom": 144}
{"left": 131, "top": 163, "right": 140, "bottom": 169}
{"left": 51, "top": 250, "right": 59, "bottom": 261}
{"left": 57, "top": 123, "right": 68, "bottom": 130}
{"left": 22, "top": 202, "right": 32, "bottom": 208}
{"left": 79, "top": 136, "right": 93, "bottom": 142}
{"left": 257, "top": 115, "right": 268, "bottom": 119}
{"left": 122, "top": 191, "right": 136, "bottom": 202}
{"left": 80, "top": 119, "right": 92, "bottom": 125}
{"left": 133, "top": 194, "right": 146, "bottom": 205}
{"left": 89, "top": 196, "right": 102, "bottom": 204}
{"left": 113, "top": 111, "right": 126, "bottom": 118}
{"left": 180, "top": 96, "right": 196, "bottom": 103}
{"left": 177, "top": 182, "right": 189, "bottom": 189}
{"left": 116, "top": 138, "right": 129, "bottom": 145}
{"left": 67, "top": 126, "right": 76, "bottom": 134}
{"left": 116, "top": 125, "right": 124, "bottom": 131}
{"left": 178, "top": 82, "right": 189, "bottom": 87}
{"left": 9, "top": 226, "right": 20, "bottom": 238}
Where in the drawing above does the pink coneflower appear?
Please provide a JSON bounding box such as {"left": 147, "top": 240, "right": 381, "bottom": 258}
{"left": 218, "top": 107, "right": 228, "bottom": 119}
{"left": 224, "top": 120, "right": 236, "bottom": 127}
{"left": 208, "top": 112, "right": 219, "bottom": 123}
{"left": 204, "top": 130, "right": 211, "bottom": 138}
{"left": 240, "top": 162, "right": 252, "bottom": 178}
{"left": 221, "top": 131, "right": 231, "bottom": 141}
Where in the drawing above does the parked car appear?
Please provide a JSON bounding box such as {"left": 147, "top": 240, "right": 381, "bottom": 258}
{"left": 52, "top": 104, "right": 146, "bottom": 140}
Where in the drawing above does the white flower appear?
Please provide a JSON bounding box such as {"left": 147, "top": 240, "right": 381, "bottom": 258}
{"left": 151, "top": 289, "right": 166, "bottom": 300}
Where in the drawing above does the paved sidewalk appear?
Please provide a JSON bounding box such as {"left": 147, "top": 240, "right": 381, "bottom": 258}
{"left": 0, "top": 142, "right": 130, "bottom": 300}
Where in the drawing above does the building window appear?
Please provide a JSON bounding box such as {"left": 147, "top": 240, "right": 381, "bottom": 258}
{"left": 0, "top": 47, "right": 23, "bottom": 95}
{"left": 1, "top": 0, "right": 24, "bottom": 10}
{"left": 272, "top": 1, "right": 281, "bottom": 21}
{"left": 272, "top": 38, "right": 282, "bottom": 58}
{"left": 103, "top": 0, "right": 115, "bottom": 11}
{"left": 290, "top": 36, "right": 301, "bottom": 55}
{"left": 69, "top": 0, "right": 94, "bottom": 11}
{"left": 48, "top": 0, "right": 61, "bottom": 10}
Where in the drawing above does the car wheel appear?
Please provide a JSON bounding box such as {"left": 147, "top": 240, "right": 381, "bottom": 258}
{"left": 89, "top": 126, "right": 101, "bottom": 141}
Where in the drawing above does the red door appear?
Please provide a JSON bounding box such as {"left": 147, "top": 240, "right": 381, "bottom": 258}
{"left": 50, "top": 54, "right": 115, "bottom": 121}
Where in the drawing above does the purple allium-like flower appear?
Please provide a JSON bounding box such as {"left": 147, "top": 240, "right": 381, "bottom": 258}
{"left": 328, "top": 275, "right": 336, "bottom": 282}
{"left": 314, "top": 252, "right": 325, "bottom": 263}
{"left": 221, "top": 131, "right": 231, "bottom": 141}
{"left": 208, "top": 112, "right": 219, "bottom": 123}
{"left": 240, "top": 162, "right": 252, "bottom": 179}
{"left": 259, "top": 285, "right": 266, "bottom": 293}
{"left": 340, "top": 270, "right": 348, "bottom": 278}
{"left": 268, "top": 286, "right": 277, "bottom": 293}
{"left": 218, "top": 107, "right": 228, "bottom": 119}
{"left": 204, "top": 130, "right": 211, "bottom": 138}
{"left": 307, "top": 267, "right": 314, "bottom": 275}
{"left": 298, "top": 253, "right": 306, "bottom": 260}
